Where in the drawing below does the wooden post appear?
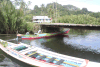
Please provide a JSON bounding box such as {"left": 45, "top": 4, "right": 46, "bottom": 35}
{"left": 56, "top": 0, "right": 57, "bottom": 23}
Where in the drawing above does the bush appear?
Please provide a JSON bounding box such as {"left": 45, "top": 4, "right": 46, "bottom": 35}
{"left": 0, "top": 0, "right": 25, "bottom": 34}
{"left": 56, "top": 14, "right": 100, "bottom": 25}
{"left": 26, "top": 23, "right": 40, "bottom": 34}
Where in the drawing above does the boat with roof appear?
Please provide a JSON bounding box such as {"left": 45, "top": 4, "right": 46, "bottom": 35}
{"left": 17, "top": 29, "right": 70, "bottom": 40}
{"left": 0, "top": 39, "right": 90, "bottom": 67}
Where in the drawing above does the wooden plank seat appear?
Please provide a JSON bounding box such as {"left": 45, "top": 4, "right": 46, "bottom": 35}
{"left": 25, "top": 51, "right": 36, "bottom": 55}
{"left": 63, "top": 60, "right": 81, "bottom": 67}
{"left": 27, "top": 51, "right": 37, "bottom": 56}
{"left": 55, "top": 59, "right": 64, "bottom": 65}
{"left": 36, "top": 55, "right": 46, "bottom": 60}
{"left": 46, "top": 57, "right": 56, "bottom": 63}
{"left": 29, "top": 53, "right": 39, "bottom": 58}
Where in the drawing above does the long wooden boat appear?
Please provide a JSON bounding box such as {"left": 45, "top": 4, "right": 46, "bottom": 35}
{"left": 0, "top": 39, "right": 90, "bottom": 67}
{"left": 17, "top": 29, "right": 70, "bottom": 40}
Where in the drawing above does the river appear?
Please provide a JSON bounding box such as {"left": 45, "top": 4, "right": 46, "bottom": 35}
{"left": 0, "top": 28, "right": 100, "bottom": 67}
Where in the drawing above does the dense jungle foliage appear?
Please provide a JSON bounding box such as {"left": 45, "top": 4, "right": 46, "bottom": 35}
{"left": 0, "top": 0, "right": 100, "bottom": 34}
{"left": 0, "top": 0, "right": 38, "bottom": 34}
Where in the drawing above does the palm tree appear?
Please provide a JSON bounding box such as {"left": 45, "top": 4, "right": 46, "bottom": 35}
{"left": 0, "top": 0, "right": 24, "bottom": 34}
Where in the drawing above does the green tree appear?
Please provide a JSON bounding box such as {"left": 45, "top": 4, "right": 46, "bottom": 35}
{"left": 47, "top": 5, "right": 54, "bottom": 18}
{"left": 41, "top": 4, "right": 45, "bottom": 15}
{"left": 0, "top": 0, "right": 25, "bottom": 34}
{"left": 33, "top": 5, "right": 41, "bottom": 15}
{"left": 82, "top": 8, "right": 88, "bottom": 12}
{"left": 57, "top": 14, "right": 100, "bottom": 25}
{"left": 24, "top": 14, "right": 33, "bottom": 22}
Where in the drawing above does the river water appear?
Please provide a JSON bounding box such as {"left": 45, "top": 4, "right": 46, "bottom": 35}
{"left": 0, "top": 28, "right": 100, "bottom": 67}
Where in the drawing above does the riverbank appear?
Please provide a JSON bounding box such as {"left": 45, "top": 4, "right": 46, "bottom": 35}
{"left": 0, "top": 23, "right": 40, "bottom": 34}
{"left": 0, "top": 34, "right": 16, "bottom": 35}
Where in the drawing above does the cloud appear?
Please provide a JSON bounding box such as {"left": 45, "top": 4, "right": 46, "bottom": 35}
{"left": 58, "top": 0, "right": 100, "bottom": 12}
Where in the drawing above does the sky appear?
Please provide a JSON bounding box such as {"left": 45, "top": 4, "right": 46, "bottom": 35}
{"left": 24, "top": 0, "right": 100, "bottom": 12}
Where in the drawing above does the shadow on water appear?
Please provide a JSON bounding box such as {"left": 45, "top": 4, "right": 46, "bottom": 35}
{"left": 0, "top": 49, "right": 36, "bottom": 67}
{"left": 0, "top": 35, "right": 36, "bottom": 67}
{"left": 0, "top": 54, "right": 22, "bottom": 67}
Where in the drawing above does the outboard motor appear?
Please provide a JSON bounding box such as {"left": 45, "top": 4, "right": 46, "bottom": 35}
{"left": 26, "top": 32, "right": 29, "bottom": 35}
{"left": 38, "top": 30, "right": 42, "bottom": 34}
{"left": 34, "top": 30, "right": 42, "bottom": 35}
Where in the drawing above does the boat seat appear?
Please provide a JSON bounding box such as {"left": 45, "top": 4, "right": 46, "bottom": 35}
{"left": 55, "top": 59, "right": 64, "bottom": 65}
{"left": 29, "top": 53, "right": 38, "bottom": 58}
{"left": 36, "top": 55, "right": 46, "bottom": 60}
{"left": 46, "top": 57, "right": 56, "bottom": 63}
{"left": 14, "top": 45, "right": 28, "bottom": 51}
{"left": 25, "top": 51, "right": 36, "bottom": 55}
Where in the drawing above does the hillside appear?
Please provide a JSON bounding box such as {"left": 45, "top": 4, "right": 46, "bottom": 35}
{"left": 63, "top": 5, "right": 80, "bottom": 11}
{"left": 30, "top": 2, "right": 91, "bottom": 17}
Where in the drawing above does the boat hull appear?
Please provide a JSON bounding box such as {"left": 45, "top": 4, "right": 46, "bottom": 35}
{"left": 18, "top": 29, "right": 70, "bottom": 40}
{"left": 22, "top": 34, "right": 60, "bottom": 40}
{"left": 0, "top": 39, "right": 89, "bottom": 67}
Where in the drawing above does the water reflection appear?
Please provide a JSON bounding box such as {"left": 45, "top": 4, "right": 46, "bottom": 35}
{"left": 38, "top": 32, "right": 100, "bottom": 62}
{"left": 63, "top": 31, "right": 100, "bottom": 54}
{"left": 0, "top": 34, "right": 16, "bottom": 40}
{"left": 0, "top": 54, "right": 20, "bottom": 67}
